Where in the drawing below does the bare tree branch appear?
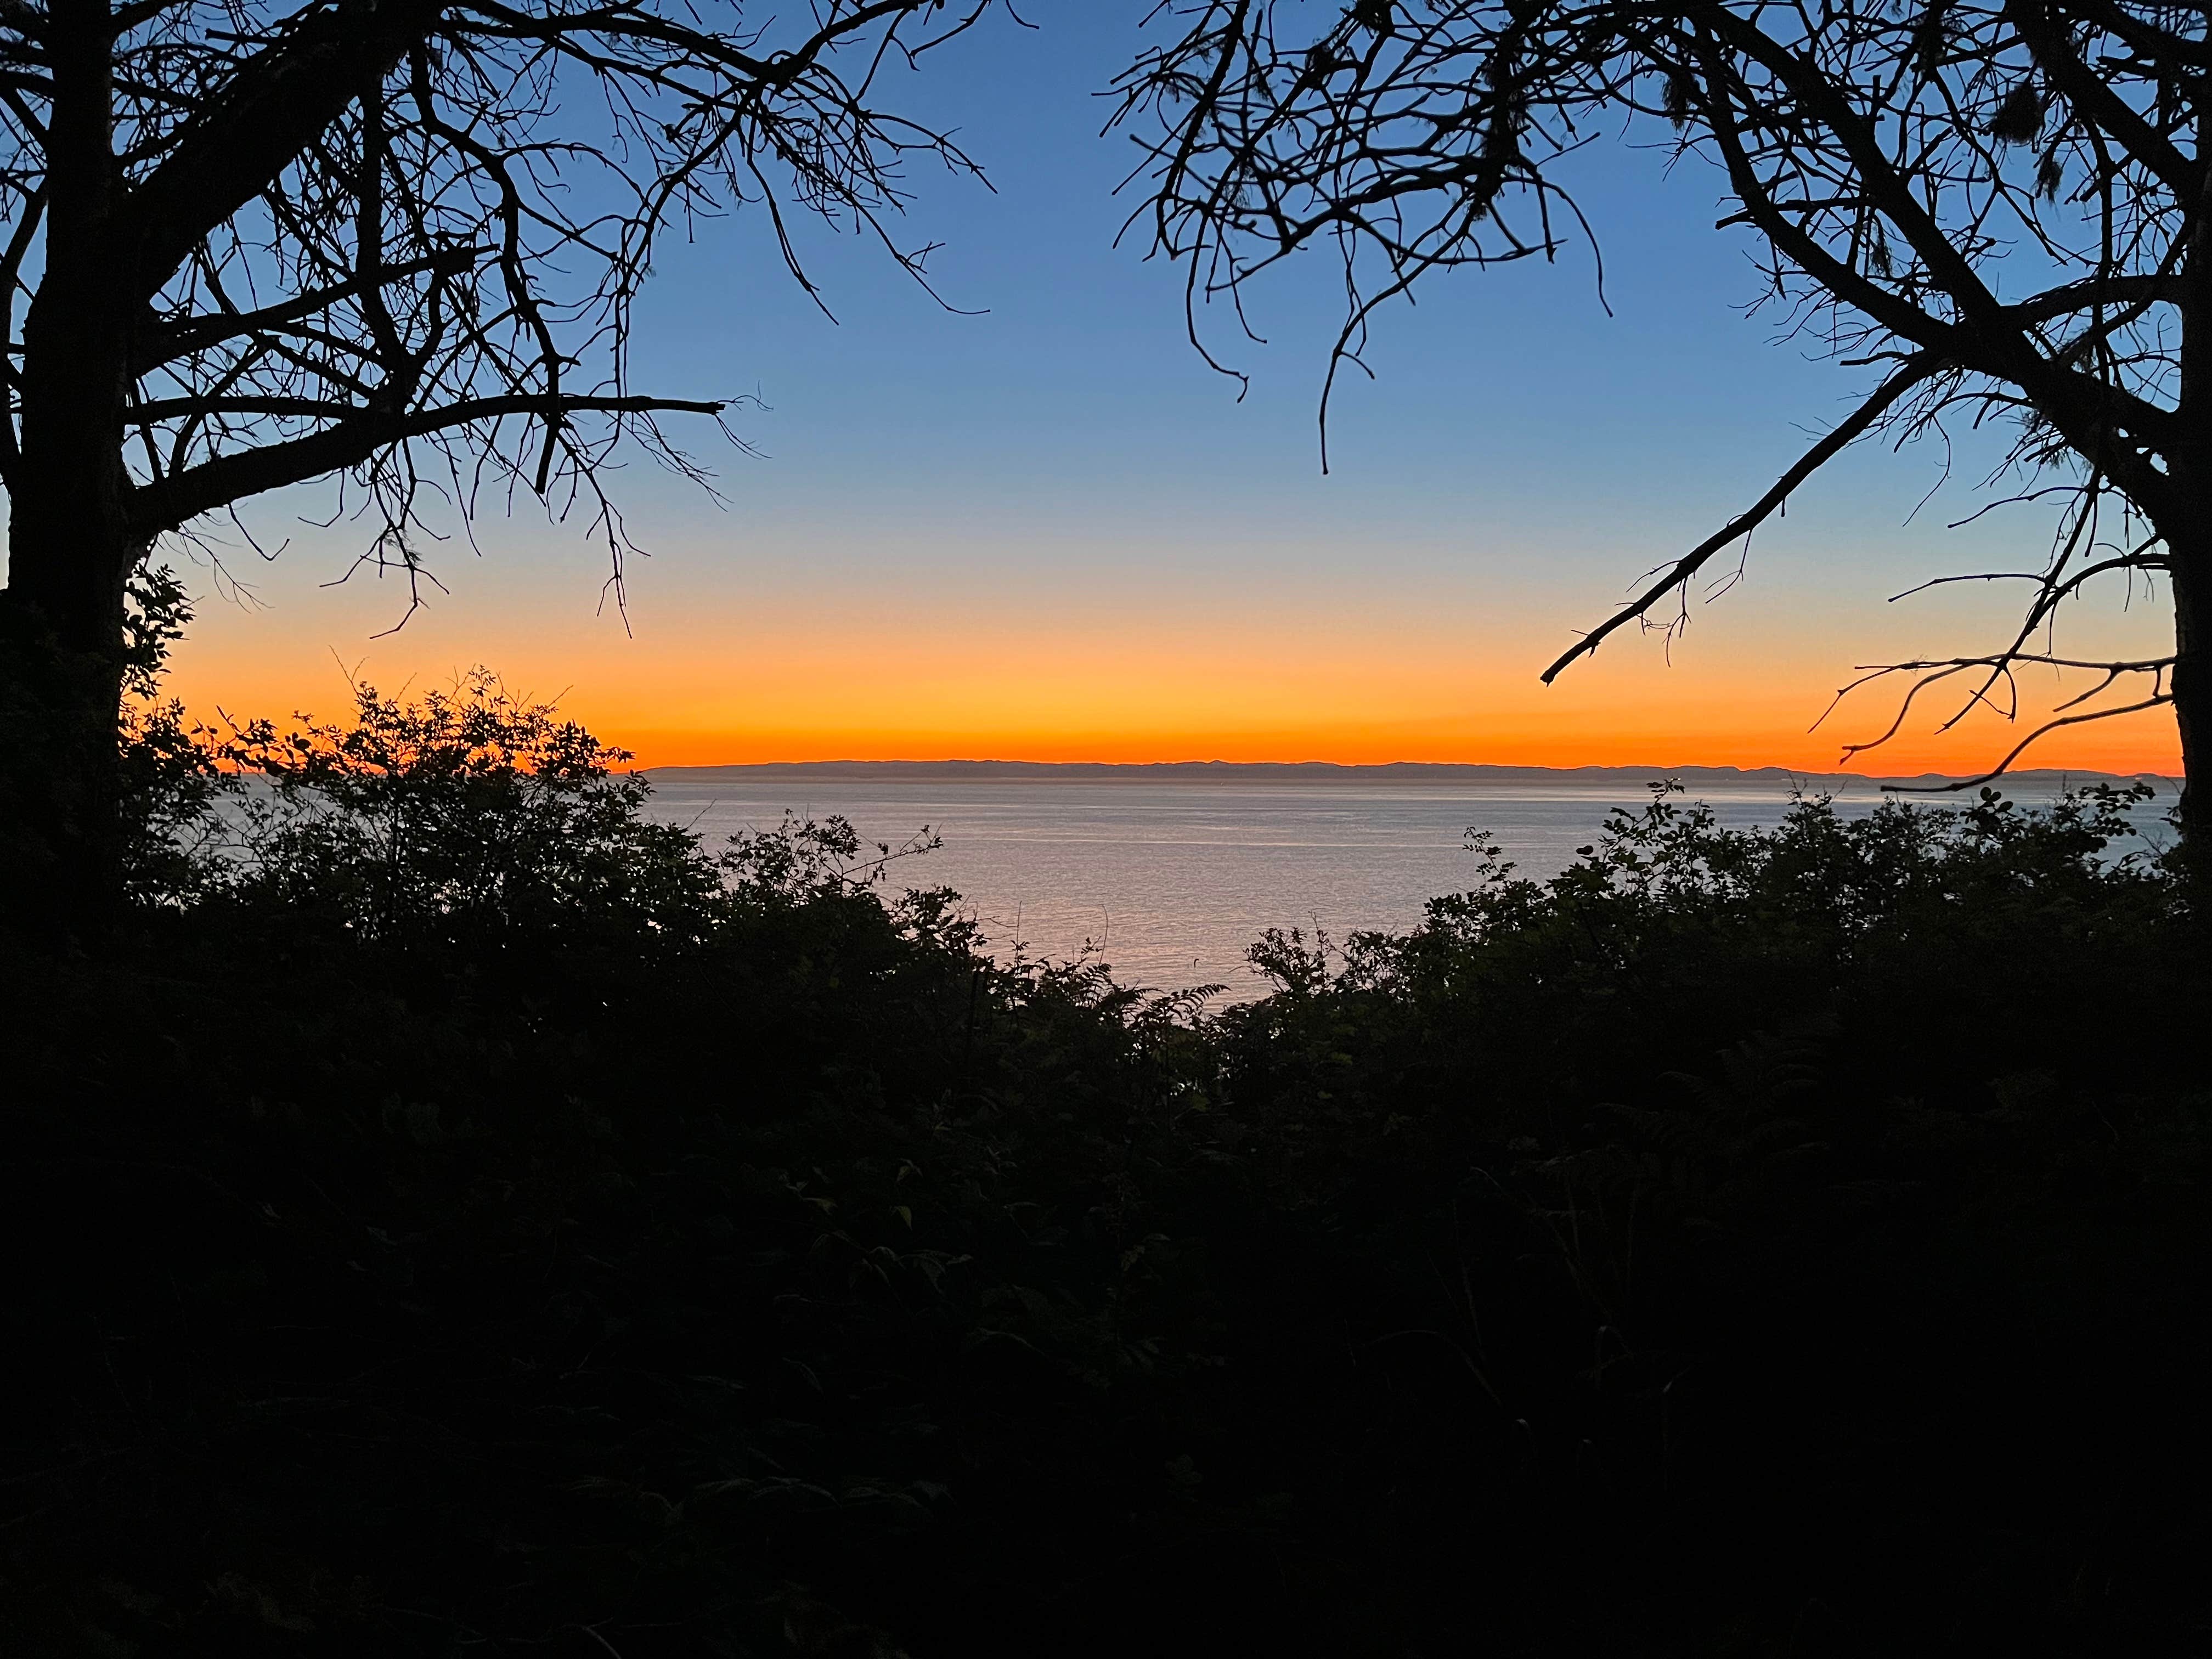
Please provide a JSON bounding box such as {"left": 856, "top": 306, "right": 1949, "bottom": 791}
{"left": 1115, "top": 0, "right": 2207, "bottom": 799}
{"left": 132, "top": 392, "right": 727, "bottom": 532}
{"left": 0, "top": 0, "right": 1006, "bottom": 653}
{"left": 1542, "top": 352, "right": 1939, "bottom": 682}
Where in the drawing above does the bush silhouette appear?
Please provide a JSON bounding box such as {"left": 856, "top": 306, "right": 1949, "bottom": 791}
{"left": 4, "top": 684, "right": 2207, "bottom": 1656}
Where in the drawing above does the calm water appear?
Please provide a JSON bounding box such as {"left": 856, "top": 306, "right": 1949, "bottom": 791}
{"left": 640, "top": 775, "right": 2173, "bottom": 998}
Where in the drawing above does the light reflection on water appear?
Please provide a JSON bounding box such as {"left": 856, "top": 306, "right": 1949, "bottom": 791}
{"left": 640, "top": 774, "right": 2175, "bottom": 1000}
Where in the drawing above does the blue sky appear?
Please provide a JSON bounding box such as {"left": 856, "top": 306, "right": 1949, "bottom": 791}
{"left": 165, "top": 3, "right": 2179, "bottom": 772}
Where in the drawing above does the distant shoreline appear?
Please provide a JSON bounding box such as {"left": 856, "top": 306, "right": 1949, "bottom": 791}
{"left": 644, "top": 758, "right": 2178, "bottom": 791}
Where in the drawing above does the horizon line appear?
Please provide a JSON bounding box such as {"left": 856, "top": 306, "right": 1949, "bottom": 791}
{"left": 639, "top": 756, "right": 2181, "bottom": 784}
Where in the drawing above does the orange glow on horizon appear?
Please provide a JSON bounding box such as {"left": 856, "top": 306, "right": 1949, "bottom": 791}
{"left": 159, "top": 544, "right": 2186, "bottom": 783}
{"left": 166, "top": 639, "right": 2184, "bottom": 780}
{"left": 596, "top": 708, "right": 2181, "bottom": 777}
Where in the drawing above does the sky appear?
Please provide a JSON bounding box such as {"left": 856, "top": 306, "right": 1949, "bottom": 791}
{"left": 150, "top": 4, "right": 2180, "bottom": 776}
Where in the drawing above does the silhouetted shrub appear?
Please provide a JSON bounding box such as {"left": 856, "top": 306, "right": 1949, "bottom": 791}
{"left": 4, "top": 690, "right": 2205, "bottom": 1657}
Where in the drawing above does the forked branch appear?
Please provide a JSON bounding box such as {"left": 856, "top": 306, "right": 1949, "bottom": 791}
{"left": 1541, "top": 351, "right": 1939, "bottom": 684}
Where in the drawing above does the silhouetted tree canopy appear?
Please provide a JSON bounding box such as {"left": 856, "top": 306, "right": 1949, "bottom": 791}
{"left": 1114, "top": 0, "right": 2208, "bottom": 819}
{"left": 0, "top": 0, "right": 1000, "bottom": 928}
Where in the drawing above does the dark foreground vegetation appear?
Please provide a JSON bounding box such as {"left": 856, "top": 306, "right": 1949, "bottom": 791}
{"left": 6, "top": 667, "right": 2210, "bottom": 1657}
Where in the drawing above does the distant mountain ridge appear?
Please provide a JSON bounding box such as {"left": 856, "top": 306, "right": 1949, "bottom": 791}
{"left": 646, "top": 758, "right": 2177, "bottom": 791}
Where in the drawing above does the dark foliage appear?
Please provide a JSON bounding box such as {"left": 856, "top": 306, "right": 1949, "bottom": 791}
{"left": 4, "top": 685, "right": 2208, "bottom": 1656}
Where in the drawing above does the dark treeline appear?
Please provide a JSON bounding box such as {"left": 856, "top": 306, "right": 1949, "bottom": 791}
{"left": 5, "top": 661, "right": 2210, "bottom": 1656}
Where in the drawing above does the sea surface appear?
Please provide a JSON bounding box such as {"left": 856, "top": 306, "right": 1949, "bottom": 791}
{"left": 640, "top": 772, "right": 2174, "bottom": 999}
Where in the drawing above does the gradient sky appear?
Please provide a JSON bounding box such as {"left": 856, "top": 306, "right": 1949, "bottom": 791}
{"left": 146, "top": 5, "right": 2179, "bottom": 775}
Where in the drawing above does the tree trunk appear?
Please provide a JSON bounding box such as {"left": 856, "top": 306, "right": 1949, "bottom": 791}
{"left": 2171, "top": 546, "right": 2212, "bottom": 853}
{"left": 0, "top": 0, "right": 133, "bottom": 941}
{"left": 2170, "top": 123, "right": 2212, "bottom": 871}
